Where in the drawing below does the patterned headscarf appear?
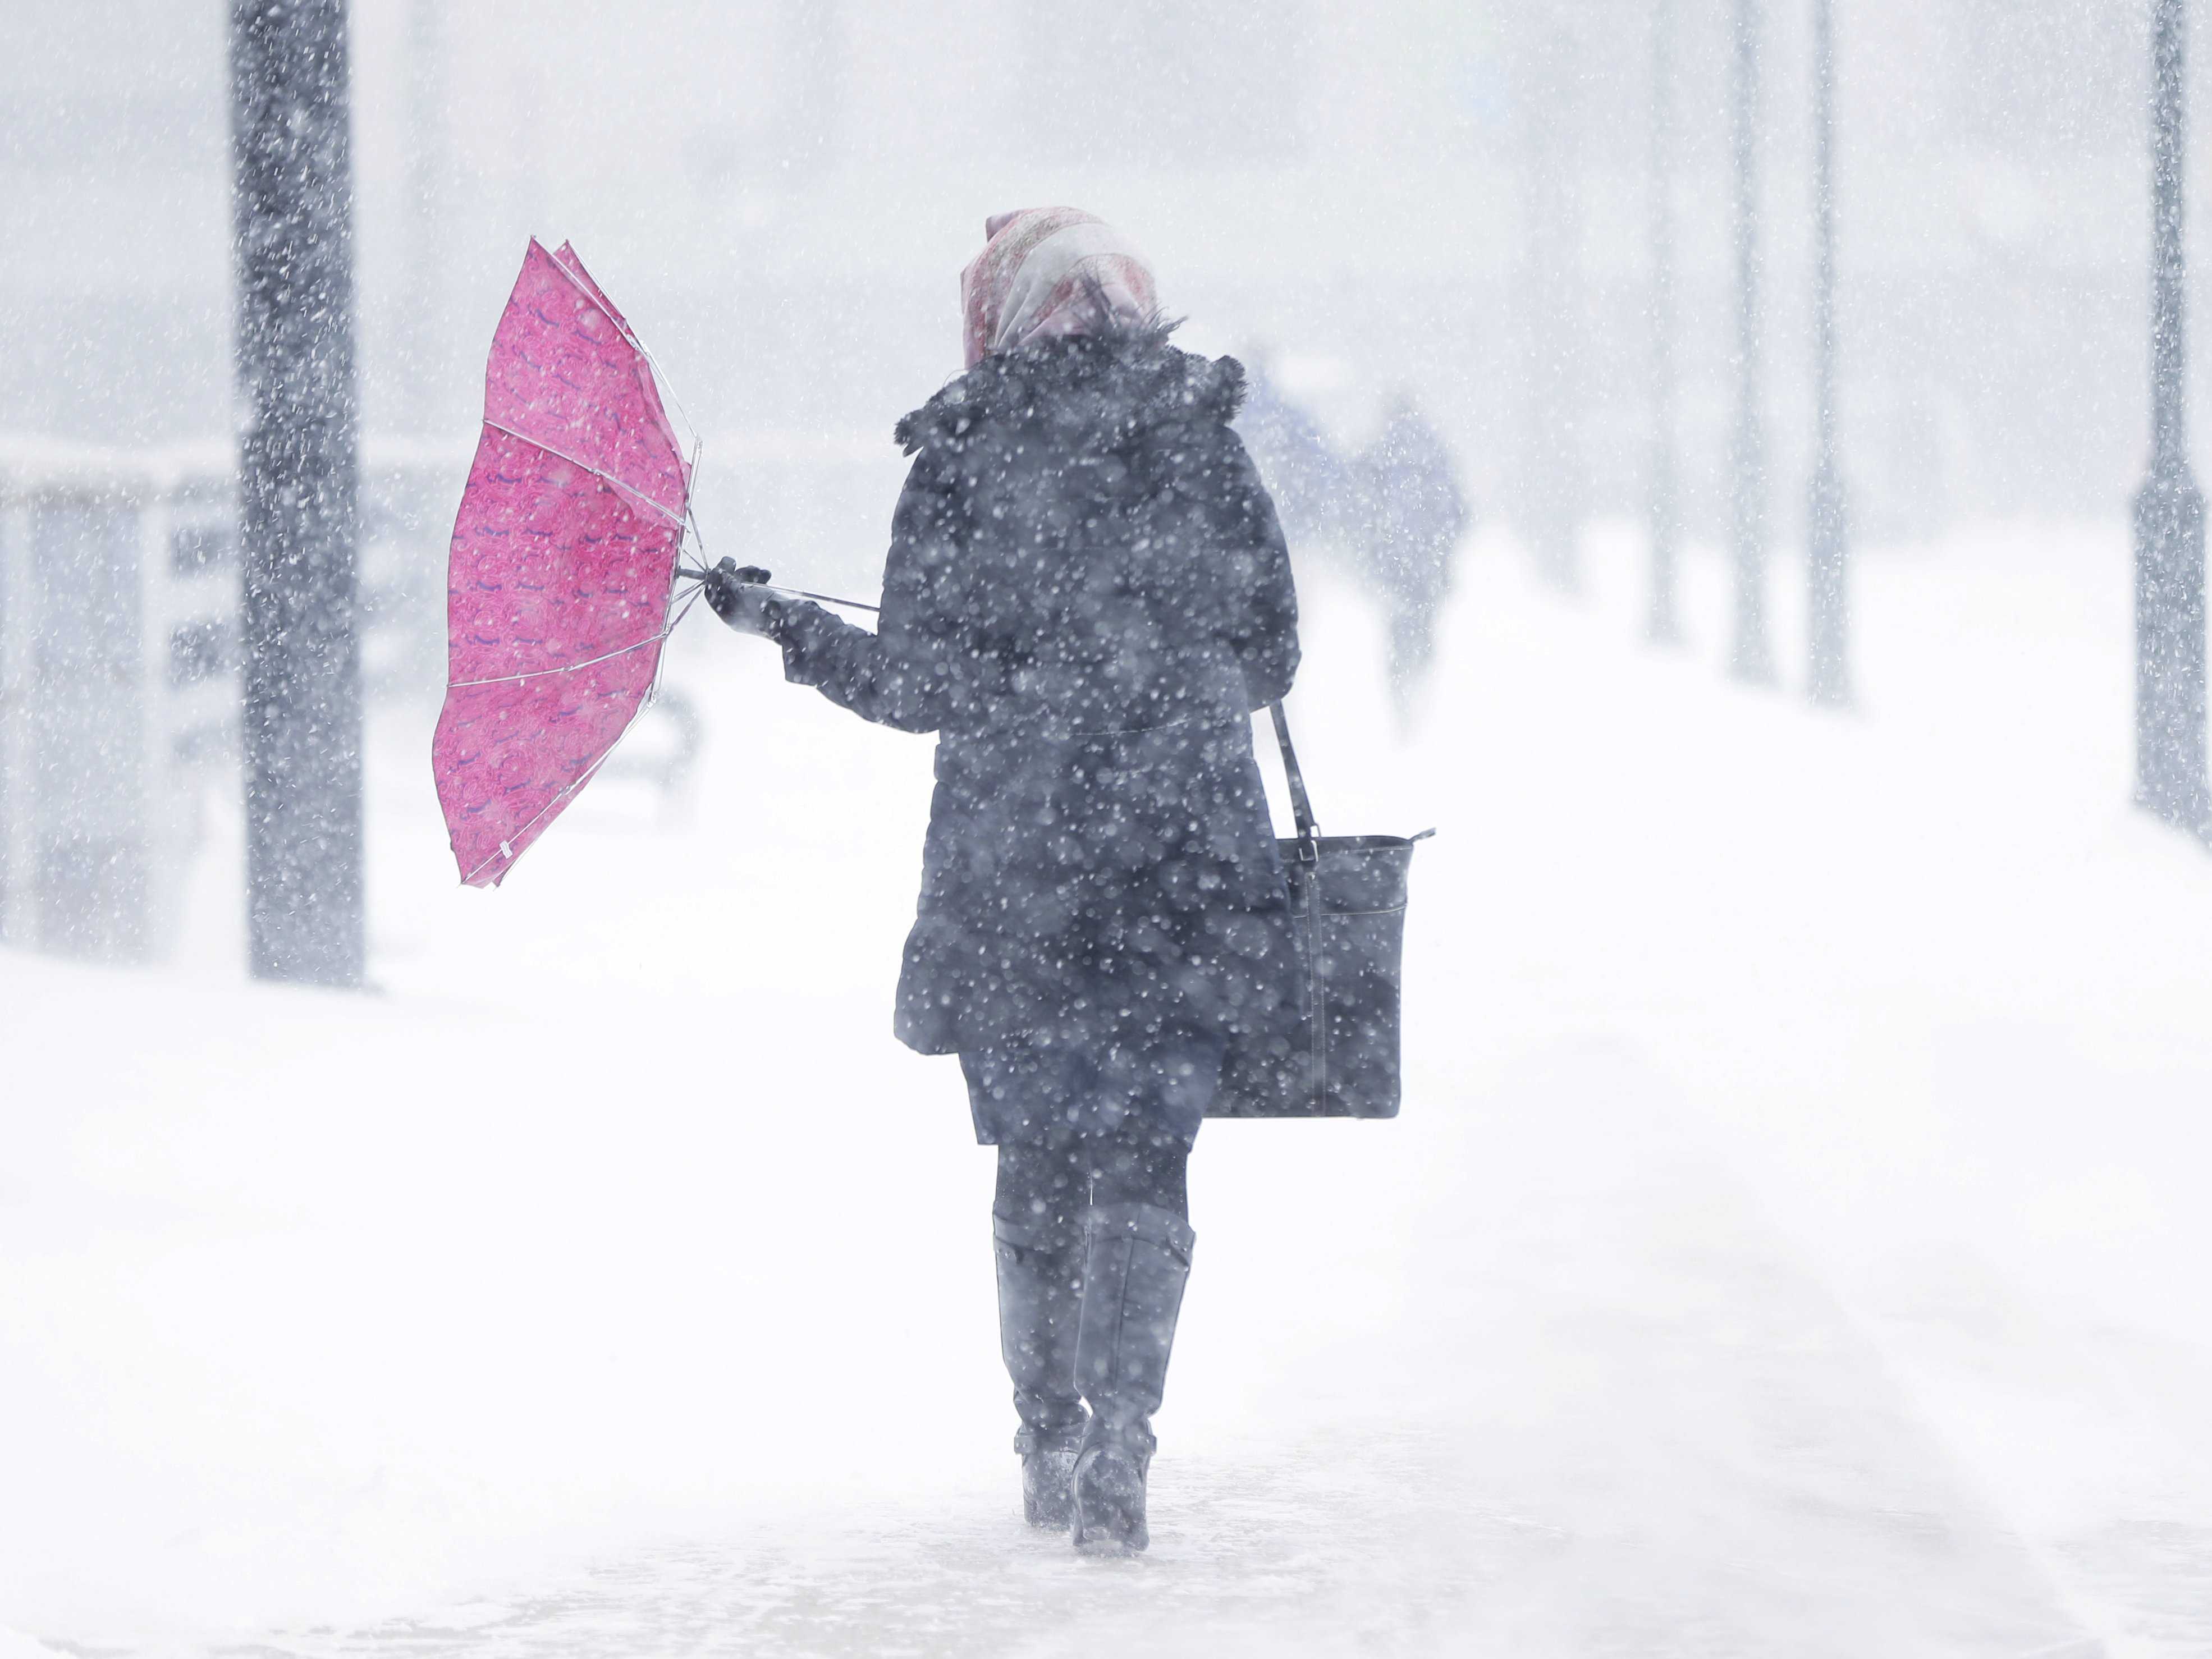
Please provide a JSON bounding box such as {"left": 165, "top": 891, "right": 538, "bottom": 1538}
{"left": 959, "top": 207, "right": 1159, "bottom": 369}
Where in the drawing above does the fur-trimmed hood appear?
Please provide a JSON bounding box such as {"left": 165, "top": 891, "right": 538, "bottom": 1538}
{"left": 895, "top": 329, "right": 1248, "bottom": 457}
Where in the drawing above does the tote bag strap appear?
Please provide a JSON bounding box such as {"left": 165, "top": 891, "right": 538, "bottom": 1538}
{"left": 1268, "top": 700, "right": 1329, "bottom": 1107}
{"left": 1267, "top": 702, "right": 1321, "bottom": 859}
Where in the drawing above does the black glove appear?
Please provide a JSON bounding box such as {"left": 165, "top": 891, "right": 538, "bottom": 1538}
{"left": 702, "top": 558, "right": 781, "bottom": 638}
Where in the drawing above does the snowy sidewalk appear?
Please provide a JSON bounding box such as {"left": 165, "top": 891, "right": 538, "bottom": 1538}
{"left": 8, "top": 523, "right": 2212, "bottom": 1656}
{"left": 341, "top": 1052, "right": 2096, "bottom": 1659}
{"left": 0, "top": 965, "right": 2103, "bottom": 1658}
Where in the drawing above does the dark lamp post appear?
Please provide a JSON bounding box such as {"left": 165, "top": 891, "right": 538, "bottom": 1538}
{"left": 1806, "top": 0, "right": 1850, "bottom": 707}
{"left": 230, "top": 0, "right": 367, "bottom": 984}
{"left": 1647, "top": 0, "right": 1682, "bottom": 645}
{"left": 1728, "top": 0, "right": 1774, "bottom": 684}
{"left": 2134, "top": 0, "right": 2211, "bottom": 839}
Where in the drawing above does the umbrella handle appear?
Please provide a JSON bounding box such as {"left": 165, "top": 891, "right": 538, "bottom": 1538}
{"left": 679, "top": 560, "right": 770, "bottom": 585}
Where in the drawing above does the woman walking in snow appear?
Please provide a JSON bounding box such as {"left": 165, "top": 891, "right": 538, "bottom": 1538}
{"left": 703, "top": 207, "right": 1302, "bottom": 1555}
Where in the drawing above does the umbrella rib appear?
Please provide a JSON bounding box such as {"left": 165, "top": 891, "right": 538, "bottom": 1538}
{"left": 541, "top": 245, "right": 705, "bottom": 455}
{"left": 542, "top": 242, "right": 647, "bottom": 354}
{"left": 459, "top": 588, "right": 704, "bottom": 883}
{"left": 455, "top": 569, "right": 706, "bottom": 885}
{"left": 481, "top": 418, "right": 686, "bottom": 528}
{"left": 460, "top": 741, "right": 622, "bottom": 886}
{"left": 448, "top": 628, "right": 671, "bottom": 689}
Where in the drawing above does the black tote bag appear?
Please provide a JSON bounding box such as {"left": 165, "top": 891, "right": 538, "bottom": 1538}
{"left": 1210, "top": 704, "right": 1430, "bottom": 1119}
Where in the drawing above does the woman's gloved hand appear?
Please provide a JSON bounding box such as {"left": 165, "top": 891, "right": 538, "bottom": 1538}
{"left": 702, "top": 557, "right": 782, "bottom": 638}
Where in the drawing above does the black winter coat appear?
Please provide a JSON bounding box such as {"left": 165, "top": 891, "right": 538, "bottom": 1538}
{"left": 764, "top": 331, "right": 1304, "bottom": 1065}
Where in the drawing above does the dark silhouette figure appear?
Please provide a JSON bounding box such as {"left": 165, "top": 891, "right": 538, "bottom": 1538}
{"left": 1236, "top": 354, "right": 1358, "bottom": 552}
{"left": 705, "top": 208, "right": 1300, "bottom": 1553}
{"left": 1355, "top": 396, "right": 1469, "bottom": 721}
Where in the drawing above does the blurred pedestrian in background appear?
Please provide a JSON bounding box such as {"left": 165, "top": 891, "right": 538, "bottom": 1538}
{"left": 1237, "top": 351, "right": 1357, "bottom": 554}
{"left": 1354, "top": 394, "right": 1469, "bottom": 722}
{"left": 1240, "top": 365, "right": 1469, "bottom": 722}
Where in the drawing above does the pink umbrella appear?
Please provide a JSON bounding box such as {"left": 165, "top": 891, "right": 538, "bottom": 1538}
{"left": 433, "top": 240, "right": 696, "bottom": 887}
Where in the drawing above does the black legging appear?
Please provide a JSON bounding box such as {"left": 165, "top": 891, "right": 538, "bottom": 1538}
{"left": 966, "top": 1033, "right": 1222, "bottom": 1237}
{"left": 995, "top": 1120, "right": 1190, "bottom": 1240}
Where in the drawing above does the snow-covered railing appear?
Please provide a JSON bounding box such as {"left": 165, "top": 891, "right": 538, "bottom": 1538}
{"left": 0, "top": 428, "right": 902, "bottom": 963}
{"left": 0, "top": 434, "right": 487, "bottom": 961}
{"left": 0, "top": 438, "right": 236, "bottom": 961}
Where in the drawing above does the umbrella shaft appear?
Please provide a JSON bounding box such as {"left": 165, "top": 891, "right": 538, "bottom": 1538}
{"left": 778, "top": 586, "right": 879, "bottom": 615}
{"left": 679, "top": 565, "right": 878, "bottom": 616}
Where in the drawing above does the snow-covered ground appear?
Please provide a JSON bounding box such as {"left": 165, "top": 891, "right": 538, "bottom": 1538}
{"left": 6, "top": 520, "right": 2211, "bottom": 1656}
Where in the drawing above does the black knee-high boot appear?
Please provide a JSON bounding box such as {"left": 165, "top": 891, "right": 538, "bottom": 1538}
{"left": 1071, "top": 1201, "right": 1194, "bottom": 1554}
{"left": 993, "top": 1209, "right": 1087, "bottom": 1528}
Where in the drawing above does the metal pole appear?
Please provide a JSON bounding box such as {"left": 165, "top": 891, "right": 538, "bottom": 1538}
{"left": 397, "top": 0, "right": 448, "bottom": 437}
{"left": 1728, "top": 0, "right": 1773, "bottom": 684}
{"left": 1522, "top": 16, "right": 1584, "bottom": 594}
{"left": 0, "top": 491, "right": 31, "bottom": 947}
{"left": 1647, "top": 0, "right": 1681, "bottom": 644}
{"left": 785, "top": 0, "right": 845, "bottom": 175}
{"left": 1806, "top": 0, "right": 1851, "bottom": 706}
{"left": 2134, "top": 0, "right": 2210, "bottom": 837}
{"left": 230, "top": 0, "right": 365, "bottom": 986}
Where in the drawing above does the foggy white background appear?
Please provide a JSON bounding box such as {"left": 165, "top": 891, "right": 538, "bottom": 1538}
{"left": 6, "top": 3, "right": 2212, "bottom": 1656}
{"left": 0, "top": 2, "right": 2181, "bottom": 533}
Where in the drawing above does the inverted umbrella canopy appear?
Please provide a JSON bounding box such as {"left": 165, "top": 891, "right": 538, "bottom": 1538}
{"left": 432, "top": 240, "right": 693, "bottom": 887}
